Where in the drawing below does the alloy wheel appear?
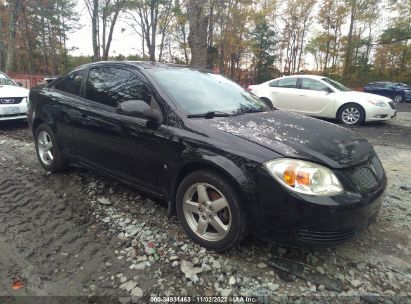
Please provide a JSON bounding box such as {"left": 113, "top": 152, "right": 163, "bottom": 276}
{"left": 37, "top": 130, "right": 54, "bottom": 166}
{"left": 394, "top": 95, "right": 403, "bottom": 103}
{"left": 341, "top": 107, "right": 361, "bottom": 124}
{"left": 182, "top": 183, "right": 232, "bottom": 242}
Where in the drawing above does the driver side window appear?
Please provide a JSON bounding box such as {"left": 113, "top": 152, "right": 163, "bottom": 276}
{"left": 85, "top": 67, "right": 152, "bottom": 107}
{"left": 301, "top": 78, "right": 330, "bottom": 92}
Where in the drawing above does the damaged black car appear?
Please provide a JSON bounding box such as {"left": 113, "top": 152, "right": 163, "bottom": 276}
{"left": 28, "top": 62, "right": 386, "bottom": 251}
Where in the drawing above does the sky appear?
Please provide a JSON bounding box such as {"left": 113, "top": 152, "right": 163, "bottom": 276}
{"left": 67, "top": 2, "right": 143, "bottom": 57}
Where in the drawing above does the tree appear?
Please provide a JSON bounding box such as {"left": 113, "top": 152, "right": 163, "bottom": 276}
{"left": 251, "top": 12, "right": 276, "bottom": 82}
{"left": 5, "top": 0, "right": 22, "bottom": 73}
{"left": 84, "top": 0, "right": 100, "bottom": 61}
{"left": 342, "top": 0, "right": 379, "bottom": 79}
{"left": 373, "top": 0, "right": 411, "bottom": 83}
{"left": 101, "top": 0, "right": 127, "bottom": 60}
{"left": 84, "top": 0, "right": 127, "bottom": 61}
{"left": 281, "top": 0, "right": 316, "bottom": 75}
{"left": 187, "top": 0, "right": 209, "bottom": 68}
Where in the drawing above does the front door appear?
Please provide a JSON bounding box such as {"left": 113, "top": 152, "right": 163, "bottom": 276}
{"left": 295, "top": 78, "right": 335, "bottom": 117}
{"left": 70, "top": 66, "right": 168, "bottom": 194}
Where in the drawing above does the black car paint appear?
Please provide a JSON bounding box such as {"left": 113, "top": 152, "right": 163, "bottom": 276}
{"left": 28, "top": 61, "right": 386, "bottom": 246}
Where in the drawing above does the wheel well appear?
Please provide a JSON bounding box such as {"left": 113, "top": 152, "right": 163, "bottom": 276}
{"left": 32, "top": 118, "right": 45, "bottom": 135}
{"left": 169, "top": 162, "right": 244, "bottom": 215}
{"left": 336, "top": 102, "right": 366, "bottom": 120}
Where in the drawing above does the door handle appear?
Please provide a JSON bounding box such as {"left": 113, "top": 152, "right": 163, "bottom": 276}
{"left": 299, "top": 94, "right": 306, "bottom": 97}
{"left": 271, "top": 91, "right": 279, "bottom": 94}
{"left": 80, "top": 113, "right": 92, "bottom": 122}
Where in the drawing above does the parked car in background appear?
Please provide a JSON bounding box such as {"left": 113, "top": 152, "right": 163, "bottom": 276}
{"left": 0, "top": 71, "right": 29, "bottom": 121}
{"left": 28, "top": 62, "right": 386, "bottom": 250}
{"left": 249, "top": 75, "right": 397, "bottom": 125}
{"left": 363, "top": 81, "right": 411, "bottom": 103}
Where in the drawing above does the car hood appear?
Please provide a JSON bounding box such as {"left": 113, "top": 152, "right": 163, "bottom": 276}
{"left": 336, "top": 90, "right": 392, "bottom": 102}
{"left": 207, "top": 110, "right": 374, "bottom": 169}
{"left": 0, "top": 85, "right": 29, "bottom": 98}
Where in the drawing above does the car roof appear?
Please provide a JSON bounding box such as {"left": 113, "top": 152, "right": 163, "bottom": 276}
{"left": 74, "top": 61, "right": 189, "bottom": 71}
{"left": 267, "top": 74, "right": 325, "bottom": 83}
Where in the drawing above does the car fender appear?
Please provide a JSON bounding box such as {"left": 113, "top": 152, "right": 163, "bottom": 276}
{"left": 333, "top": 94, "right": 367, "bottom": 118}
{"left": 29, "top": 88, "right": 61, "bottom": 143}
{"left": 33, "top": 102, "right": 55, "bottom": 131}
{"left": 168, "top": 149, "right": 257, "bottom": 215}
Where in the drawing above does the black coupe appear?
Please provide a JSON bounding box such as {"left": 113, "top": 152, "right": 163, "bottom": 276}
{"left": 28, "top": 62, "right": 386, "bottom": 251}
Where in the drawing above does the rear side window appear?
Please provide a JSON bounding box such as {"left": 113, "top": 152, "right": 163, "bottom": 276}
{"left": 277, "top": 78, "right": 297, "bottom": 88}
{"left": 85, "top": 67, "right": 149, "bottom": 107}
{"left": 300, "top": 78, "right": 330, "bottom": 91}
{"left": 54, "top": 71, "right": 83, "bottom": 95}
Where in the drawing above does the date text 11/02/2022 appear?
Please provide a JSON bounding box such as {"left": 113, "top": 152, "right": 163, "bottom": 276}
{"left": 149, "top": 296, "right": 258, "bottom": 303}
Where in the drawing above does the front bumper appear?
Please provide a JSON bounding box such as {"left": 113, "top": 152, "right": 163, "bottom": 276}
{"left": 365, "top": 105, "right": 396, "bottom": 122}
{"left": 252, "top": 156, "right": 386, "bottom": 247}
{"left": 0, "top": 103, "right": 28, "bottom": 121}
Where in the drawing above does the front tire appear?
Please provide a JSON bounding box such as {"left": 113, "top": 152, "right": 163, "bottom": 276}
{"left": 176, "top": 170, "right": 247, "bottom": 251}
{"left": 393, "top": 94, "right": 404, "bottom": 103}
{"left": 35, "top": 123, "right": 68, "bottom": 172}
{"left": 337, "top": 104, "right": 365, "bottom": 125}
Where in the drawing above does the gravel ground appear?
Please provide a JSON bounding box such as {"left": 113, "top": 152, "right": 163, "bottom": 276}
{"left": 0, "top": 105, "right": 410, "bottom": 304}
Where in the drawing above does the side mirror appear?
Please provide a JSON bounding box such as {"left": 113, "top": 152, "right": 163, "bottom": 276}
{"left": 324, "top": 87, "right": 333, "bottom": 94}
{"left": 116, "top": 99, "right": 162, "bottom": 122}
{"left": 17, "top": 82, "right": 23, "bottom": 87}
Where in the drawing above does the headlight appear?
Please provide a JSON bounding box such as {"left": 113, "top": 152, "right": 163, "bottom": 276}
{"left": 367, "top": 99, "right": 387, "bottom": 107}
{"left": 264, "top": 159, "right": 344, "bottom": 196}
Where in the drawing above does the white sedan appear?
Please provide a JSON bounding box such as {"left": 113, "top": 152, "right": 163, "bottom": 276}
{"left": 0, "top": 72, "right": 29, "bottom": 121}
{"left": 249, "top": 75, "right": 397, "bottom": 125}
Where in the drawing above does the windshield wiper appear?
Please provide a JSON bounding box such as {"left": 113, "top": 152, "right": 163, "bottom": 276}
{"left": 187, "top": 111, "right": 232, "bottom": 119}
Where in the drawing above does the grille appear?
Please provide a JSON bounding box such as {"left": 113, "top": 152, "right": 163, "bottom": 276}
{"left": 388, "top": 101, "right": 396, "bottom": 109}
{"left": 352, "top": 167, "right": 378, "bottom": 191}
{"left": 371, "top": 156, "right": 384, "bottom": 180}
{"left": 296, "top": 228, "right": 357, "bottom": 244}
{"left": 0, "top": 97, "right": 23, "bottom": 104}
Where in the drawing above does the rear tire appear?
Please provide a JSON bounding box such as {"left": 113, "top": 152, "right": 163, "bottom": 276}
{"left": 176, "top": 170, "right": 247, "bottom": 251}
{"left": 337, "top": 104, "right": 365, "bottom": 125}
{"left": 35, "top": 123, "right": 68, "bottom": 172}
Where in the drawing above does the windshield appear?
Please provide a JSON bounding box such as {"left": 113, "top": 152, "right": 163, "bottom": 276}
{"left": 322, "top": 77, "right": 350, "bottom": 92}
{"left": 0, "top": 73, "right": 16, "bottom": 86}
{"left": 151, "top": 69, "right": 269, "bottom": 115}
